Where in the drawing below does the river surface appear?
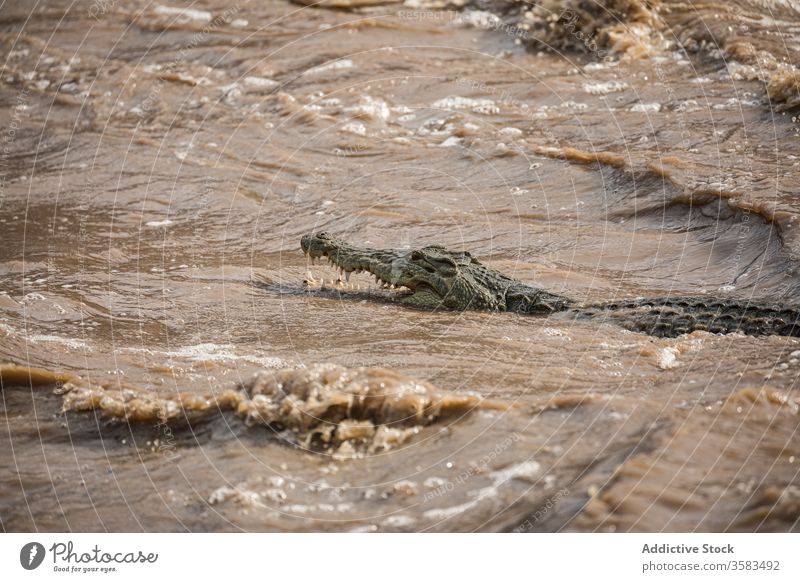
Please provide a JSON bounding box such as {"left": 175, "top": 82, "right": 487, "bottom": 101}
{"left": 1, "top": 0, "right": 800, "bottom": 532}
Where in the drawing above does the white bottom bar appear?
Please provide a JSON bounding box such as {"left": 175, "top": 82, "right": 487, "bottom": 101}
{"left": 0, "top": 533, "right": 796, "bottom": 581}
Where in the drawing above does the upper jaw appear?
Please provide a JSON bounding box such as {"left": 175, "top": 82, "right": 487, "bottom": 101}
{"left": 300, "top": 233, "right": 412, "bottom": 289}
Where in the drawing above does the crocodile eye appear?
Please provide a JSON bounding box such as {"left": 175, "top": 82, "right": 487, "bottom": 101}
{"left": 411, "top": 251, "right": 424, "bottom": 261}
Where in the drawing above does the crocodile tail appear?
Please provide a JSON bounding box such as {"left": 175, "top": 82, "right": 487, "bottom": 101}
{"left": 575, "top": 298, "right": 800, "bottom": 338}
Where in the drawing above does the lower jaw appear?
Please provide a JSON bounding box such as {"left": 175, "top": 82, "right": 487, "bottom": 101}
{"left": 304, "top": 251, "right": 408, "bottom": 290}
{"left": 302, "top": 269, "right": 412, "bottom": 296}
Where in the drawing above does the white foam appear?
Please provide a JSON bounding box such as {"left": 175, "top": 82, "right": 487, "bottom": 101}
{"left": 29, "top": 334, "right": 90, "bottom": 351}
{"left": 540, "top": 327, "right": 567, "bottom": 337}
{"left": 158, "top": 343, "right": 285, "bottom": 368}
{"left": 439, "top": 136, "right": 462, "bottom": 147}
{"left": 346, "top": 96, "right": 390, "bottom": 121}
{"left": 423, "top": 497, "right": 483, "bottom": 521}
{"left": 498, "top": 127, "right": 523, "bottom": 138}
{"left": 423, "top": 460, "right": 540, "bottom": 521}
{"left": 207, "top": 486, "right": 263, "bottom": 508}
{"left": 145, "top": 219, "right": 174, "bottom": 228}
{"left": 583, "top": 81, "right": 628, "bottom": 95}
{"left": 20, "top": 293, "right": 46, "bottom": 304}
{"left": 418, "top": 118, "right": 454, "bottom": 137}
{"left": 630, "top": 102, "right": 662, "bottom": 112}
{"left": 432, "top": 96, "right": 499, "bottom": 114}
{"left": 727, "top": 62, "right": 760, "bottom": 82}
{"left": 423, "top": 477, "right": 446, "bottom": 488}
{"left": 457, "top": 10, "right": 501, "bottom": 29}
{"left": 154, "top": 5, "right": 212, "bottom": 22}
{"left": 490, "top": 460, "right": 540, "bottom": 485}
{"left": 584, "top": 61, "right": 616, "bottom": 72}
{"left": 656, "top": 347, "right": 681, "bottom": 370}
{"left": 675, "top": 99, "right": 701, "bottom": 112}
{"left": 382, "top": 514, "right": 417, "bottom": 528}
{"left": 340, "top": 122, "right": 366, "bottom": 136}
{"left": 219, "top": 82, "right": 241, "bottom": 101}
{"left": 243, "top": 76, "right": 278, "bottom": 89}
{"left": 304, "top": 60, "right": 354, "bottom": 76}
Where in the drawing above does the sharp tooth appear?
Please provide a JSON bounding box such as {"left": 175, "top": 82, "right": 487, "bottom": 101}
{"left": 345, "top": 271, "right": 351, "bottom": 282}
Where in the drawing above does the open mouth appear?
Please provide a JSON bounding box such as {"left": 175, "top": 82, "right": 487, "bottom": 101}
{"left": 301, "top": 245, "right": 412, "bottom": 294}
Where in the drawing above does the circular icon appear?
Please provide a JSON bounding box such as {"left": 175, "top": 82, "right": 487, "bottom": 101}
{"left": 20, "top": 542, "right": 46, "bottom": 570}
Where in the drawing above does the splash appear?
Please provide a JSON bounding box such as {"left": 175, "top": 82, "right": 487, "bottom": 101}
{"left": 58, "top": 364, "right": 508, "bottom": 456}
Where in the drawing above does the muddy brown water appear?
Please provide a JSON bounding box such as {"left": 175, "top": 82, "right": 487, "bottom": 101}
{"left": 1, "top": 0, "right": 799, "bottom": 532}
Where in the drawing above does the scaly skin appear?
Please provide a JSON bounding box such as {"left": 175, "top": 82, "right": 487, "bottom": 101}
{"left": 300, "top": 233, "right": 800, "bottom": 338}
{"left": 577, "top": 297, "right": 800, "bottom": 338}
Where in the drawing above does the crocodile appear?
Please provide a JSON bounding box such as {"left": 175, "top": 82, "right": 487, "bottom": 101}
{"left": 300, "top": 232, "right": 800, "bottom": 338}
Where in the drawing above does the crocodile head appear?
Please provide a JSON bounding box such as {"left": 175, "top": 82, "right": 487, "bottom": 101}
{"left": 300, "top": 232, "right": 508, "bottom": 310}
{"left": 300, "top": 232, "right": 571, "bottom": 312}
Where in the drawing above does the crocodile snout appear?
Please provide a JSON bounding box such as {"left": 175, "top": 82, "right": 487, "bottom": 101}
{"left": 300, "top": 234, "right": 312, "bottom": 253}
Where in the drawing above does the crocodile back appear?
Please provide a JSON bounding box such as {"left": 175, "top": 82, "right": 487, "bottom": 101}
{"left": 576, "top": 297, "right": 800, "bottom": 338}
